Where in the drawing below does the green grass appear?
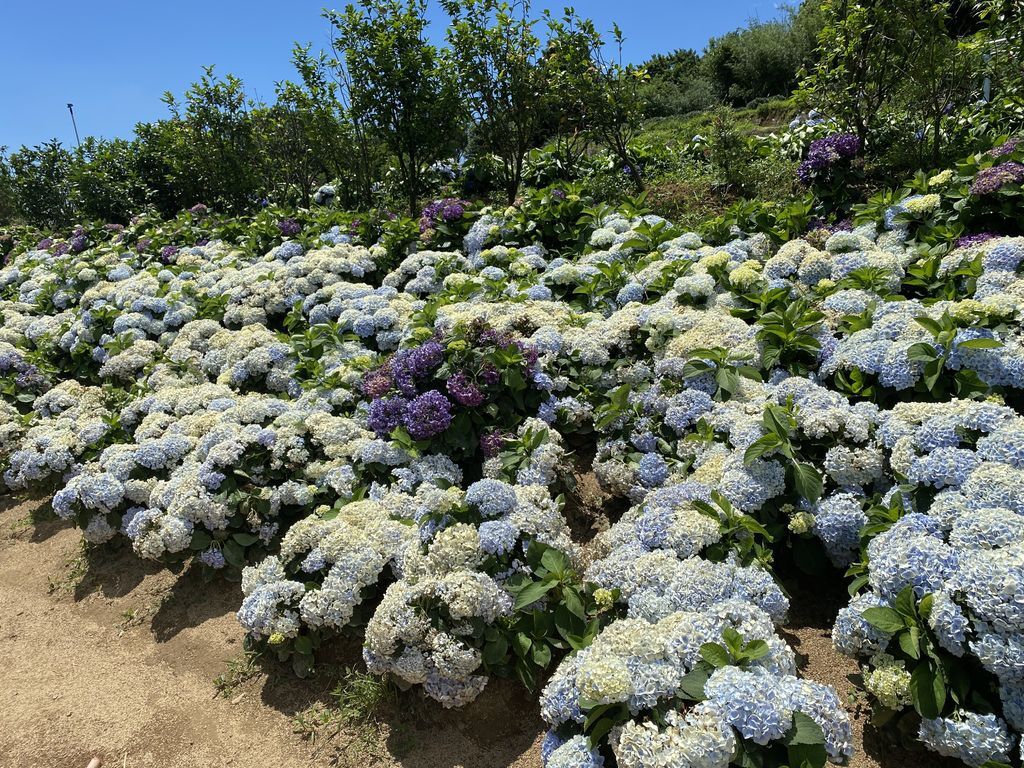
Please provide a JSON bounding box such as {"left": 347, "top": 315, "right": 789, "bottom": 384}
{"left": 291, "top": 668, "right": 402, "bottom": 766}
{"left": 214, "top": 650, "right": 263, "bottom": 698}
{"left": 46, "top": 539, "right": 89, "bottom": 595}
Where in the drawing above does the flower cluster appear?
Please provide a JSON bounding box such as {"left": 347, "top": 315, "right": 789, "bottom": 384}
{"left": 797, "top": 133, "right": 862, "bottom": 185}
{"left": 5, "top": 135, "right": 1024, "bottom": 767}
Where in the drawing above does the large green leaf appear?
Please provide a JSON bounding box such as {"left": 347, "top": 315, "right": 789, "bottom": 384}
{"left": 910, "top": 661, "right": 946, "bottom": 719}
{"left": 862, "top": 606, "right": 905, "bottom": 634}
{"left": 512, "top": 579, "right": 557, "bottom": 610}
{"left": 699, "top": 642, "right": 732, "bottom": 669}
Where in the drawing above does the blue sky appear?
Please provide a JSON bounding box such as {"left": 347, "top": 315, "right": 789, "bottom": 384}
{"left": 0, "top": 1, "right": 786, "bottom": 152}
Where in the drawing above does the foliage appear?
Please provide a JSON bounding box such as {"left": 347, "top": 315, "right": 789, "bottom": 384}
{"left": 442, "top": 0, "right": 547, "bottom": 203}
{"left": 327, "top": 0, "right": 464, "bottom": 216}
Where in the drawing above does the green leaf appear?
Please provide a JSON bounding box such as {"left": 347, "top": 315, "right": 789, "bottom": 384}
{"left": 586, "top": 716, "right": 615, "bottom": 749}
{"left": 910, "top": 661, "right": 946, "bottom": 719}
{"left": 563, "top": 587, "right": 585, "bottom": 620}
{"left": 699, "top": 642, "right": 732, "bottom": 668}
{"left": 907, "top": 342, "right": 939, "bottom": 362}
{"left": 793, "top": 462, "right": 823, "bottom": 502}
{"left": 513, "top": 632, "right": 533, "bottom": 657}
{"left": 232, "top": 532, "right": 260, "bottom": 546}
{"left": 532, "top": 643, "right": 552, "bottom": 668}
{"left": 862, "top": 607, "right": 905, "bottom": 634}
{"left": 894, "top": 586, "right": 918, "bottom": 620}
{"left": 512, "top": 579, "right": 557, "bottom": 610}
{"left": 914, "top": 316, "right": 944, "bottom": 336}
{"left": 898, "top": 627, "right": 922, "bottom": 660}
{"left": 743, "top": 639, "right": 770, "bottom": 661}
{"left": 957, "top": 337, "right": 1002, "bottom": 350}
{"left": 787, "top": 711, "right": 826, "bottom": 745}
{"left": 222, "top": 540, "right": 245, "bottom": 568}
{"left": 743, "top": 434, "right": 783, "bottom": 464}
{"left": 482, "top": 635, "right": 508, "bottom": 666}
{"left": 677, "top": 663, "right": 712, "bottom": 701}
{"left": 540, "top": 546, "right": 571, "bottom": 575}
{"left": 786, "top": 712, "right": 828, "bottom": 768}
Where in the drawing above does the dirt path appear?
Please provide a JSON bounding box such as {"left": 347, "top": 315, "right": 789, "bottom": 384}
{"left": 0, "top": 496, "right": 543, "bottom": 768}
{"left": 784, "top": 577, "right": 959, "bottom": 768}
{"left": 0, "top": 494, "right": 956, "bottom": 768}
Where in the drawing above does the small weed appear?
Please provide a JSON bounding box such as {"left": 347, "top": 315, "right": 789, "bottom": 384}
{"left": 332, "top": 667, "right": 397, "bottom": 723}
{"left": 292, "top": 668, "right": 398, "bottom": 766}
{"left": 9, "top": 500, "right": 55, "bottom": 533}
{"left": 46, "top": 540, "right": 89, "bottom": 595}
{"left": 214, "top": 650, "right": 263, "bottom": 698}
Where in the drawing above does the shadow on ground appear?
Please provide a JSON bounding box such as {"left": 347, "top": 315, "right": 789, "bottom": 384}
{"left": 73, "top": 539, "right": 164, "bottom": 601}
{"left": 149, "top": 562, "right": 242, "bottom": 642}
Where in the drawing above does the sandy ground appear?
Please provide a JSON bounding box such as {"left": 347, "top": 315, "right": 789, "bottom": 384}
{"left": 0, "top": 496, "right": 543, "bottom": 768}
{"left": 0, "top": 494, "right": 957, "bottom": 768}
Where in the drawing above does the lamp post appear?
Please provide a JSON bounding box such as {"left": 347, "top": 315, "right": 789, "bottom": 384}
{"left": 66, "top": 103, "right": 81, "bottom": 148}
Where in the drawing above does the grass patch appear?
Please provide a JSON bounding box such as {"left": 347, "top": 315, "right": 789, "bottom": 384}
{"left": 292, "top": 667, "right": 401, "bottom": 766}
{"left": 46, "top": 539, "right": 89, "bottom": 595}
{"left": 214, "top": 650, "right": 263, "bottom": 698}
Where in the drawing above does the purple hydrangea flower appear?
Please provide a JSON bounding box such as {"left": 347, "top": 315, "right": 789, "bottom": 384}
{"left": 480, "top": 430, "right": 506, "bottom": 458}
{"left": 989, "top": 136, "right": 1022, "bottom": 158}
{"left": 361, "top": 369, "right": 394, "bottom": 399}
{"left": 69, "top": 234, "right": 88, "bottom": 253}
{"left": 955, "top": 231, "right": 1001, "bottom": 249}
{"left": 189, "top": 203, "right": 209, "bottom": 215}
{"left": 136, "top": 237, "right": 152, "bottom": 253}
{"left": 367, "top": 396, "right": 410, "bottom": 437}
{"left": 447, "top": 371, "right": 484, "bottom": 407}
{"left": 419, "top": 198, "right": 469, "bottom": 233}
{"left": 798, "top": 133, "right": 862, "bottom": 185}
{"left": 480, "top": 364, "right": 500, "bottom": 386}
{"left": 160, "top": 245, "right": 179, "bottom": 264}
{"left": 970, "top": 162, "right": 1024, "bottom": 195}
{"left": 278, "top": 218, "right": 302, "bottom": 237}
{"left": 389, "top": 341, "right": 444, "bottom": 395}
{"left": 403, "top": 390, "right": 453, "bottom": 440}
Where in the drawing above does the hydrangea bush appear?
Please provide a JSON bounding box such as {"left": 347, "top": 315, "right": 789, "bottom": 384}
{"left": 4, "top": 139, "right": 1024, "bottom": 767}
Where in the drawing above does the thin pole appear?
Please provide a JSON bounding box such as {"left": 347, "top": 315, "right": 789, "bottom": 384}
{"left": 66, "top": 103, "right": 81, "bottom": 147}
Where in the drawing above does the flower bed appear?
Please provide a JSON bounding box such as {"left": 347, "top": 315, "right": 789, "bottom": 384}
{"left": 3, "top": 142, "right": 1024, "bottom": 766}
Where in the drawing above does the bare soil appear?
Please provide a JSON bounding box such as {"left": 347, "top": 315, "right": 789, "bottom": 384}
{"left": 0, "top": 493, "right": 958, "bottom": 768}
{"left": 0, "top": 496, "right": 543, "bottom": 768}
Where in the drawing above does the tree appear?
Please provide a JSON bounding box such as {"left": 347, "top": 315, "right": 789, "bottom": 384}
{"left": 540, "top": 8, "right": 601, "bottom": 177}
{"left": 71, "top": 137, "right": 148, "bottom": 223}
{"left": 7, "top": 140, "right": 77, "bottom": 228}
{"left": 259, "top": 46, "right": 357, "bottom": 207}
{"left": 798, "top": 1, "right": 911, "bottom": 143}
{"left": 546, "top": 13, "right": 647, "bottom": 191}
{"left": 0, "top": 149, "right": 20, "bottom": 224}
{"left": 586, "top": 24, "right": 649, "bottom": 191}
{"left": 327, "top": 0, "right": 463, "bottom": 216}
{"left": 293, "top": 43, "right": 383, "bottom": 208}
{"left": 442, "top": 0, "right": 546, "bottom": 203}
{"left": 890, "top": 2, "right": 980, "bottom": 164}
{"left": 972, "top": 0, "right": 1024, "bottom": 114}
{"left": 639, "top": 48, "right": 717, "bottom": 117}
{"left": 160, "top": 66, "right": 265, "bottom": 212}
{"left": 704, "top": 5, "right": 824, "bottom": 108}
